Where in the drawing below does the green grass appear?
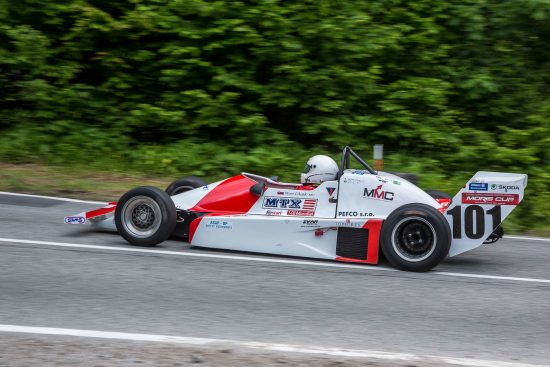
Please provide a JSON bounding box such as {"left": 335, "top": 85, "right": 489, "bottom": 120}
{"left": 0, "top": 162, "right": 173, "bottom": 202}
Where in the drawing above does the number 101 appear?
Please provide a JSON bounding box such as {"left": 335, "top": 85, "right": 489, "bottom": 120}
{"left": 446, "top": 205, "right": 502, "bottom": 240}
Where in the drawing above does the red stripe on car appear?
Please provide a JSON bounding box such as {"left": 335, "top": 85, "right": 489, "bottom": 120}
{"left": 364, "top": 219, "right": 382, "bottom": 264}
{"left": 85, "top": 203, "right": 117, "bottom": 219}
{"left": 188, "top": 216, "right": 204, "bottom": 244}
{"left": 189, "top": 175, "right": 260, "bottom": 215}
{"left": 336, "top": 219, "right": 382, "bottom": 265}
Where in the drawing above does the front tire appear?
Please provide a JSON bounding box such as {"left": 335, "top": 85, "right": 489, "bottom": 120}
{"left": 380, "top": 203, "right": 451, "bottom": 272}
{"left": 115, "top": 186, "right": 177, "bottom": 247}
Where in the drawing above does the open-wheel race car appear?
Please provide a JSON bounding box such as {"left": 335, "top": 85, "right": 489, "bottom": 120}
{"left": 65, "top": 147, "right": 527, "bottom": 272}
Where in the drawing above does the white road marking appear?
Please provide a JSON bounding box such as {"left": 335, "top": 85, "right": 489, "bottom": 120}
{"left": 0, "top": 191, "right": 106, "bottom": 205}
{"left": 504, "top": 235, "right": 550, "bottom": 243}
{"left": 431, "top": 271, "right": 550, "bottom": 283}
{"left": 0, "top": 324, "right": 544, "bottom": 367}
{"left": 1, "top": 237, "right": 550, "bottom": 284}
{"left": 0, "top": 237, "right": 396, "bottom": 272}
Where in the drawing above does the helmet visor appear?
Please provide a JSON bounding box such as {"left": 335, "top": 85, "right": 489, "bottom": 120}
{"left": 303, "top": 164, "right": 312, "bottom": 173}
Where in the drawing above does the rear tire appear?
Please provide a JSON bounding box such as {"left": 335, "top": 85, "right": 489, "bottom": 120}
{"left": 165, "top": 176, "right": 207, "bottom": 196}
{"left": 115, "top": 186, "right": 176, "bottom": 247}
{"left": 380, "top": 203, "right": 451, "bottom": 272}
{"left": 425, "top": 190, "right": 451, "bottom": 201}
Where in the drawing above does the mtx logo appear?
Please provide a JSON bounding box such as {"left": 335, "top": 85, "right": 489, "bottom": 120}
{"left": 363, "top": 185, "right": 394, "bottom": 201}
{"left": 262, "top": 197, "right": 317, "bottom": 211}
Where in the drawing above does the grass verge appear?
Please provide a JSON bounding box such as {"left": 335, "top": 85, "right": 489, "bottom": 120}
{"left": 0, "top": 162, "right": 173, "bottom": 202}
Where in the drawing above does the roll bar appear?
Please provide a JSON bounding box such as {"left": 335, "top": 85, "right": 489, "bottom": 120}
{"left": 339, "top": 146, "right": 377, "bottom": 176}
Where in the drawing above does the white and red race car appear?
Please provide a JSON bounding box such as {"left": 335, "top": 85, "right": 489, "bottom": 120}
{"left": 65, "top": 147, "right": 527, "bottom": 271}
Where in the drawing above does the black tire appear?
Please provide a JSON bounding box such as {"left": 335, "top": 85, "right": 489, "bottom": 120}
{"left": 165, "top": 176, "right": 207, "bottom": 196}
{"left": 425, "top": 190, "right": 451, "bottom": 201}
{"left": 380, "top": 203, "right": 451, "bottom": 272}
{"left": 115, "top": 186, "right": 177, "bottom": 247}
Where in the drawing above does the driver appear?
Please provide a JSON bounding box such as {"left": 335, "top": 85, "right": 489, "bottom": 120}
{"left": 299, "top": 155, "right": 339, "bottom": 188}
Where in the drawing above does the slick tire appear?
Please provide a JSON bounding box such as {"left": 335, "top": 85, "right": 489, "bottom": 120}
{"left": 380, "top": 203, "right": 451, "bottom": 272}
{"left": 115, "top": 186, "right": 177, "bottom": 247}
{"left": 165, "top": 176, "right": 207, "bottom": 196}
{"left": 425, "top": 190, "right": 451, "bottom": 201}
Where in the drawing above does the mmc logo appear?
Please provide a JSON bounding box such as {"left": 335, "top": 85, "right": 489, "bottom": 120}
{"left": 363, "top": 185, "right": 394, "bottom": 201}
{"left": 262, "top": 197, "right": 317, "bottom": 211}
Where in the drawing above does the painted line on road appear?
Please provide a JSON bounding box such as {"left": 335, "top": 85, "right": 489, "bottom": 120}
{"left": 431, "top": 270, "right": 550, "bottom": 283}
{"left": 504, "top": 235, "right": 550, "bottom": 243}
{"left": 0, "top": 324, "right": 544, "bottom": 367}
{"left": 0, "top": 237, "right": 397, "bottom": 273}
{"left": 1, "top": 237, "right": 550, "bottom": 284}
{"left": 0, "top": 191, "right": 106, "bottom": 205}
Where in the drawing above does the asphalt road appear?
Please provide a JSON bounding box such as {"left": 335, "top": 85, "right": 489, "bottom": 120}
{"left": 0, "top": 193, "right": 549, "bottom": 366}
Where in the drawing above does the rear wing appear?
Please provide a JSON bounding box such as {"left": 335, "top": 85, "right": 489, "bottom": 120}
{"left": 447, "top": 171, "right": 527, "bottom": 257}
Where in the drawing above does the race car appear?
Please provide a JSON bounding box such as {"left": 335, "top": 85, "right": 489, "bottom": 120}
{"left": 65, "top": 146, "right": 527, "bottom": 272}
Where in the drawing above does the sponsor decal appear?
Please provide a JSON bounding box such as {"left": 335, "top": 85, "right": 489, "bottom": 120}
{"left": 342, "top": 177, "right": 361, "bottom": 184}
{"left": 326, "top": 187, "right": 336, "bottom": 196}
{"left": 363, "top": 184, "right": 394, "bottom": 201}
{"left": 262, "top": 197, "right": 317, "bottom": 211}
{"left": 64, "top": 216, "right": 86, "bottom": 224}
{"left": 301, "top": 219, "right": 320, "bottom": 228}
{"left": 205, "top": 220, "right": 233, "bottom": 229}
{"left": 287, "top": 210, "right": 314, "bottom": 216}
{"left": 273, "top": 190, "right": 315, "bottom": 197}
{"left": 335, "top": 219, "right": 362, "bottom": 228}
{"left": 339, "top": 211, "right": 358, "bottom": 216}
{"left": 266, "top": 210, "right": 283, "bottom": 216}
{"left": 461, "top": 193, "right": 519, "bottom": 205}
{"left": 376, "top": 176, "right": 401, "bottom": 185}
{"left": 490, "top": 184, "right": 520, "bottom": 192}
{"left": 303, "top": 219, "right": 318, "bottom": 225}
{"left": 351, "top": 170, "right": 368, "bottom": 175}
{"left": 468, "top": 182, "right": 488, "bottom": 191}
{"left": 202, "top": 185, "right": 209, "bottom": 190}
{"left": 337, "top": 211, "right": 374, "bottom": 217}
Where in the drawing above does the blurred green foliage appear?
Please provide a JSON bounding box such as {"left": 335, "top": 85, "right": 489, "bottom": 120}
{"left": 0, "top": 0, "right": 549, "bottom": 231}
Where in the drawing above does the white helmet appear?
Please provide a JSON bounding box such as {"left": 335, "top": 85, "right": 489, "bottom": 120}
{"left": 300, "top": 155, "right": 339, "bottom": 184}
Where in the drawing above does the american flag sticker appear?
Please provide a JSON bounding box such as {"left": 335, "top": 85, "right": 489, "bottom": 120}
{"left": 302, "top": 199, "right": 317, "bottom": 211}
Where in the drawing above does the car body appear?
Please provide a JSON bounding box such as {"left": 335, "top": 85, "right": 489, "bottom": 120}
{"left": 65, "top": 147, "right": 528, "bottom": 271}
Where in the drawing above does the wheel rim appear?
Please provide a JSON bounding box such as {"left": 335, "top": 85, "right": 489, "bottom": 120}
{"left": 170, "top": 185, "right": 195, "bottom": 195}
{"left": 391, "top": 216, "right": 437, "bottom": 262}
{"left": 121, "top": 196, "right": 162, "bottom": 238}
